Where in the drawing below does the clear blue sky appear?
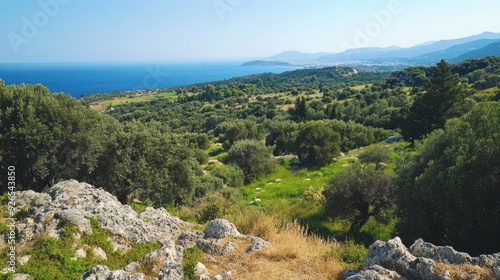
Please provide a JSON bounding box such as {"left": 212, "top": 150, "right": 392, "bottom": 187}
{"left": 1, "top": 0, "right": 500, "bottom": 63}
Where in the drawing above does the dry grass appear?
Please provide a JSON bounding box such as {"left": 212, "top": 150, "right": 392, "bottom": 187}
{"left": 435, "top": 262, "right": 496, "bottom": 280}
{"left": 203, "top": 213, "right": 345, "bottom": 280}
{"left": 135, "top": 254, "right": 165, "bottom": 280}
{"left": 228, "top": 208, "right": 279, "bottom": 240}
{"left": 89, "top": 95, "right": 156, "bottom": 111}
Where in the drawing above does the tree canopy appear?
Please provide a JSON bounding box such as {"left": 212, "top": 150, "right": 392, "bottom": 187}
{"left": 397, "top": 102, "right": 500, "bottom": 254}
{"left": 402, "top": 60, "right": 465, "bottom": 141}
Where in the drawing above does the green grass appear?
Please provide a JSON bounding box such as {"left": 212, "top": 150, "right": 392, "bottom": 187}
{"left": 18, "top": 218, "right": 160, "bottom": 279}
{"left": 155, "top": 91, "right": 177, "bottom": 99}
{"left": 239, "top": 157, "right": 348, "bottom": 218}
{"left": 89, "top": 91, "right": 177, "bottom": 111}
{"left": 328, "top": 239, "right": 368, "bottom": 270}
{"left": 0, "top": 195, "right": 10, "bottom": 234}
{"left": 226, "top": 143, "right": 402, "bottom": 245}
{"left": 182, "top": 246, "right": 203, "bottom": 280}
{"left": 90, "top": 95, "right": 156, "bottom": 110}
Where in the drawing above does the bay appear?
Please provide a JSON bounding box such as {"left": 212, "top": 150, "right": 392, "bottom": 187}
{"left": 0, "top": 61, "right": 301, "bottom": 98}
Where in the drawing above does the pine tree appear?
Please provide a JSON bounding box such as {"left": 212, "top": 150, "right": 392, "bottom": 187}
{"left": 289, "top": 96, "right": 309, "bottom": 122}
{"left": 403, "top": 60, "right": 462, "bottom": 141}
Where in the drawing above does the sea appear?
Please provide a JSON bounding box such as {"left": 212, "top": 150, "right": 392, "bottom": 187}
{"left": 0, "top": 61, "right": 302, "bottom": 98}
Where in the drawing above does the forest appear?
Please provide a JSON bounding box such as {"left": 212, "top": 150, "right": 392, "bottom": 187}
{"left": 1, "top": 56, "right": 500, "bottom": 262}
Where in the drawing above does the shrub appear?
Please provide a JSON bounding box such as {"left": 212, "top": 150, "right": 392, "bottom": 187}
{"left": 194, "top": 176, "right": 224, "bottom": 199}
{"left": 397, "top": 102, "right": 500, "bottom": 254}
{"left": 357, "top": 146, "right": 392, "bottom": 169}
{"left": 324, "top": 164, "right": 396, "bottom": 227}
{"left": 193, "top": 149, "right": 209, "bottom": 165}
{"left": 183, "top": 246, "right": 204, "bottom": 280}
{"left": 294, "top": 121, "right": 341, "bottom": 166}
{"left": 226, "top": 140, "right": 276, "bottom": 181}
{"left": 211, "top": 165, "right": 245, "bottom": 188}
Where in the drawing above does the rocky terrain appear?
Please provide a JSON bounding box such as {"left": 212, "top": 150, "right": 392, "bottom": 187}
{"left": 343, "top": 238, "right": 500, "bottom": 279}
{"left": 2, "top": 180, "right": 500, "bottom": 279}
{"left": 5, "top": 180, "right": 268, "bottom": 280}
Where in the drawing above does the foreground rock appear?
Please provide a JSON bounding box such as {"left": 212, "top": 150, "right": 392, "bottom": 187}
{"left": 345, "top": 237, "right": 500, "bottom": 280}
{"left": 16, "top": 180, "right": 185, "bottom": 246}
{"left": 10, "top": 180, "right": 268, "bottom": 280}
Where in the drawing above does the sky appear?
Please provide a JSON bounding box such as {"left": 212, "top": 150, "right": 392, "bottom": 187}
{"left": 1, "top": 0, "right": 500, "bottom": 63}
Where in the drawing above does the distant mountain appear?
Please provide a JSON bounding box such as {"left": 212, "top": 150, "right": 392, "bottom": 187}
{"left": 316, "top": 46, "right": 402, "bottom": 62}
{"left": 452, "top": 41, "right": 500, "bottom": 62}
{"left": 411, "top": 40, "right": 438, "bottom": 48}
{"left": 317, "top": 32, "right": 500, "bottom": 63}
{"left": 411, "top": 39, "right": 500, "bottom": 64}
{"left": 390, "top": 31, "right": 500, "bottom": 58}
{"left": 253, "top": 31, "right": 500, "bottom": 67}
{"left": 241, "top": 60, "right": 293, "bottom": 66}
{"left": 262, "top": 51, "right": 333, "bottom": 62}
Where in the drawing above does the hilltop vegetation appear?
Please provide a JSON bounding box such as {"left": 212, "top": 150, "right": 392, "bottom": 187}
{"left": 1, "top": 57, "right": 500, "bottom": 278}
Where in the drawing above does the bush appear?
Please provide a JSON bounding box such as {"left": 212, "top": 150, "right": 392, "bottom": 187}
{"left": 358, "top": 146, "right": 392, "bottom": 169}
{"left": 324, "top": 164, "right": 395, "bottom": 226}
{"left": 397, "top": 102, "right": 500, "bottom": 254}
{"left": 194, "top": 176, "right": 224, "bottom": 199}
{"left": 226, "top": 140, "right": 276, "bottom": 181}
{"left": 294, "top": 121, "right": 341, "bottom": 166}
{"left": 193, "top": 149, "right": 209, "bottom": 165}
{"left": 211, "top": 165, "right": 245, "bottom": 188}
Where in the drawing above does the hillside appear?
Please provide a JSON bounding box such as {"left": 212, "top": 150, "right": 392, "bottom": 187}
{"left": 452, "top": 41, "right": 500, "bottom": 62}
{"left": 3, "top": 181, "right": 499, "bottom": 279}
{"left": 1, "top": 57, "right": 500, "bottom": 279}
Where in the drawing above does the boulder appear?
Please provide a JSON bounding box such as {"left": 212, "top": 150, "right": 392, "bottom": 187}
{"left": 178, "top": 230, "right": 204, "bottom": 249}
{"left": 55, "top": 209, "right": 92, "bottom": 234}
{"left": 364, "top": 237, "right": 417, "bottom": 275}
{"left": 345, "top": 265, "right": 402, "bottom": 280}
{"left": 139, "top": 207, "right": 188, "bottom": 236}
{"left": 156, "top": 262, "right": 184, "bottom": 280}
{"left": 410, "top": 238, "right": 472, "bottom": 264}
{"left": 195, "top": 262, "right": 211, "bottom": 280}
{"left": 141, "top": 241, "right": 183, "bottom": 266}
{"left": 247, "top": 236, "right": 269, "bottom": 253}
{"left": 80, "top": 265, "right": 145, "bottom": 280}
{"left": 92, "top": 247, "right": 107, "bottom": 260}
{"left": 17, "top": 255, "right": 31, "bottom": 266}
{"left": 74, "top": 248, "right": 87, "bottom": 259}
{"left": 82, "top": 242, "right": 183, "bottom": 280}
{"left": 360, "top": 237, "right": 446, "bottom": 280}
{"left": 204, "top": 219, "right": 245, "bottom": 239}
{"left": 13, "top": 274, "right": 32, "bottom": 280}
{"left": 472, "top": 253, "right": 500, "bottom": 269}
{"left": 197, "top": 239, "right": 235, "bottom": 256}
{"left": 211, "top": 269, "right": 236, "bottom": 280}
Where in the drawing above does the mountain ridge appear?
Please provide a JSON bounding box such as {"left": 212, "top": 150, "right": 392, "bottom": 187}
{"left": 251, "top": 31, "right": 500, "bottom": 67}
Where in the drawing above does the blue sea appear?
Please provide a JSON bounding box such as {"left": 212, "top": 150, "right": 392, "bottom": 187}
{"left": 0, "top": 61, "right": 302, "bottom": 98}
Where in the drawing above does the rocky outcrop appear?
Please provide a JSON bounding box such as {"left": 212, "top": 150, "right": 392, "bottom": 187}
{"left": 9, "top": 180, "right": 269, "bottom": 280}
{"left": 15, "top": 180, "right": 184, "bottom": 246}
{"left": 80, "top": 265, "right": 145, "bottom": 280}
{"left": 81, "top": 240, "right": 184, "bottom": 279}
{"left": 345, "top": 237, "right": 500, "bottom": 280}
{"left": 344, "top": 265, "right": 402, "bottom": 280}
{"left": 410, "top": 238, "right": 500, "bottom": 269}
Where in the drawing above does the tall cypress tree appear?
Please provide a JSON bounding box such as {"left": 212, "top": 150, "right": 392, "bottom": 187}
{"left": 289, "top": 96, "right": 309, "bottom": 122}
{"left": 403, "top": 60, "right": 462, "bottom": 141}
